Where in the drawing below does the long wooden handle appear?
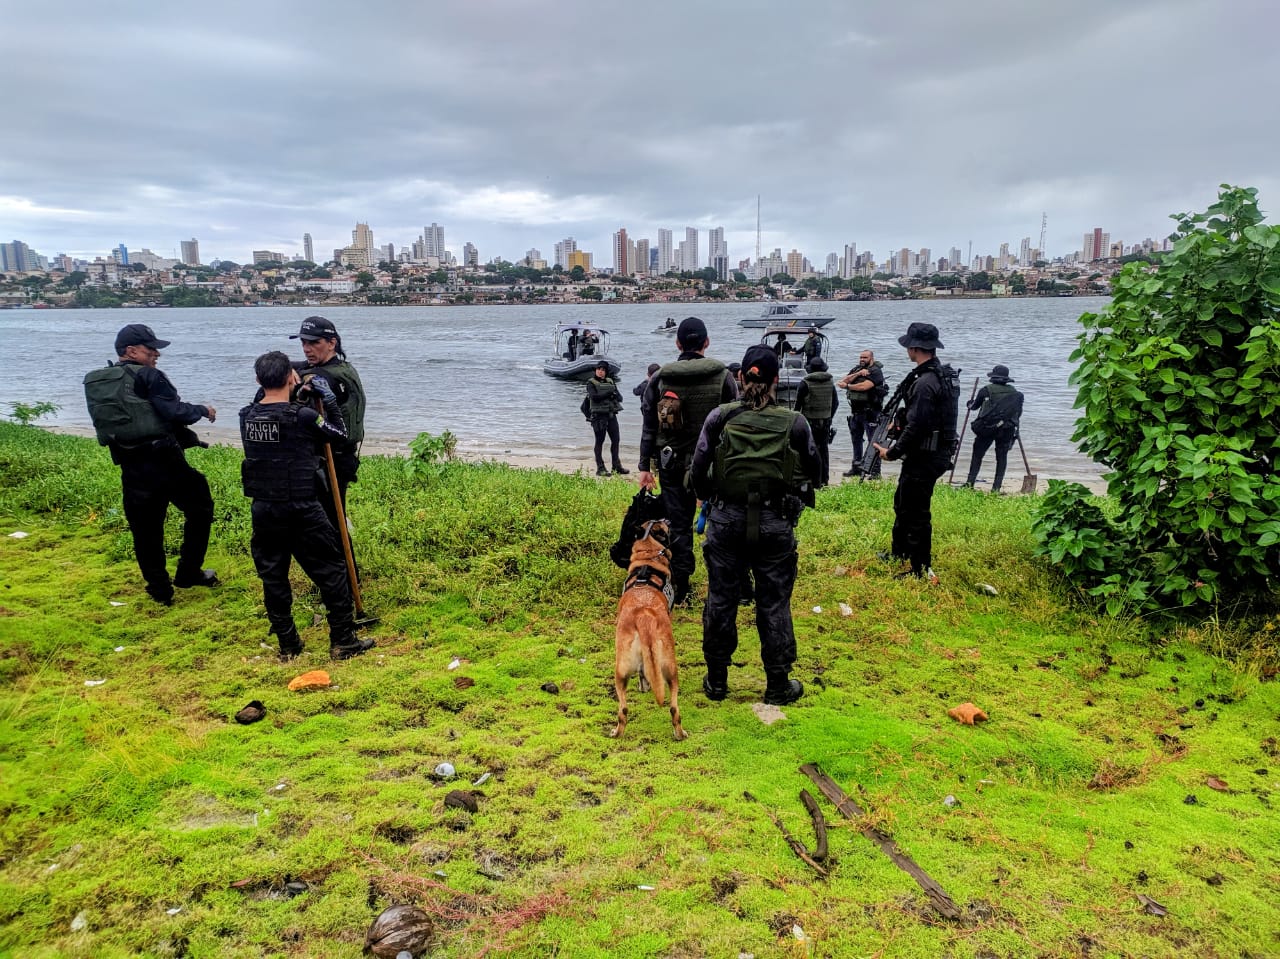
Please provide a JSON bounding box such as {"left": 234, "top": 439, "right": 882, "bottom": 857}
{"left": 1016, "top": 433, "right": 1032, "bottom": 475}
{"left": 948, "top": 377, "right": 980, "bottom": 484}
{"left": 322, "top": 442, "right": 364, "bottom": 615}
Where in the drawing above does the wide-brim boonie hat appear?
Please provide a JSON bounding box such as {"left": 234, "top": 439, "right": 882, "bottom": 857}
{"left": 898, "top": 322, "right": 943, "bottom": 351}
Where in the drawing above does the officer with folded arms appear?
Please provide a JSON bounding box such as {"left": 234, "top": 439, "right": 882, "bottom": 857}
{"left": 691, "top": 344, "right": 820, "bottom": 706}
{"left": 84, "top": 324, "right": 218, "bottom": 605}
{"left": 239, "top": 351, "right": 374, "bottom": 661}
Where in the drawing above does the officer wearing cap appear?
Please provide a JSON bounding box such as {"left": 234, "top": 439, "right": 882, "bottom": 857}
{"left": 292, "top": 316, "right": 366, "bottom": 527}
{"left": 801, "top": 327, "right": 823, "bottom": 371}
{"left": 874, "top": 322, "right": 957, "bottom": 579}
{"left": 691, "top": 344, "right": 820, "bottom": 705}
{"left": 638, "top": 316, "right": 738, "bottom": 606}
{"left": 963, "top": 365, "right": 1024, "bottom": 493}
{"left": 87, "top": 324, "right": 218, "bottom": 604}
{"left": 580, "top": 360, "right": 629, "bottom": 476}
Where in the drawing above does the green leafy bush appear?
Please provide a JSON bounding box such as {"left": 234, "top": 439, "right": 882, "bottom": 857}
{"left": 1034, "top": 185, "right": 1280, "bottom": 616}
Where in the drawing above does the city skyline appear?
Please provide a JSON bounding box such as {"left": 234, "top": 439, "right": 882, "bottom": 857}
{"left": 2, "top": 1, "right": 1277, "bottom": 268}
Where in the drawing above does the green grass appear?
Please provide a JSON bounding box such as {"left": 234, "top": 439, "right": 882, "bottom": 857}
{"left": 0, "top": 421, "right": 1277, "bottom": 958}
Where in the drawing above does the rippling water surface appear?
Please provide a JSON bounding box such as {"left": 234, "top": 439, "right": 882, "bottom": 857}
{"left": 2, "top": 297, "right": 1109, "bottom": 484}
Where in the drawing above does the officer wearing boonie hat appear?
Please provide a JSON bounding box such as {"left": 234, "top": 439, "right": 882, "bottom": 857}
{"left": 637, "top": 316, "right": 738, "bottom": 606}
{"left": 85, "top": 324, "right": 218, "bottom": 605}
{"left": 691, "top": 343, "right": 820, "bottom": 706}
{"left": 292, "top": 316, "right": 366, "bottom": 527}
{"left": 874, "top": 321, "right": 955, "bottom": 579}
{"left": 963, "top": 364, "right": 1024, "bottom": 493}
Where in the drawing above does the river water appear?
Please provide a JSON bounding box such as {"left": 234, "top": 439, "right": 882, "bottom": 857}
{"left": 1, "top": 298, "right": 1109, "bottom": 486}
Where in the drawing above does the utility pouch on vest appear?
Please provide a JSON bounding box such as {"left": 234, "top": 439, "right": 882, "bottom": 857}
{"left": 656, "top": 391, "right": 682, "bottom": 432}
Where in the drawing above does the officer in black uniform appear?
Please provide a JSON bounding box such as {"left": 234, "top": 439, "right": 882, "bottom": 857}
{"left": 240, "top": 351, "right": 374, "bottom": 661}
{"left": 292, "top": 316, "right": 366, "bottom": 528}
{"left": 795, "top": 355, "right": 838, "bottom": 487}
{"left": 800, "top": 327, "right": 823, "bottom": 372}
{"left": 692, "top": 345, "right": 820, "bottom": 705}
{"left": 837, "top": 348, "right": 887, "bottom": 478}
{"left": 580, "top": 360, "right": 629, "bottom": 476}
{"left": 964, "top": 365, "right": 1024, "bottom": 493}
{"left": 874, "top": 322, "right": 956, "bottom": 579}
{"left": 638, "top": 316, "right": 738, "bottom": 606}
{"left": 90, "top": 324, "right": 218, "bottom": 605}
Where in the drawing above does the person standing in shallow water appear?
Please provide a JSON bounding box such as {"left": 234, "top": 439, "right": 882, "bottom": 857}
{"left": 581, "top": 361, "right": 629, "bottom": 476}
{"left": 292, "top": 316, "right": 366, "bottom": 529}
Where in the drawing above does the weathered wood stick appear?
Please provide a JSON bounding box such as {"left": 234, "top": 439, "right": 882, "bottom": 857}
{"left": 799, "top": 763, "right": 962, "bottom": 920}
{"left": 799, "top": 789, "right": 829, "bottom": 862}
{"left": 743, "top": 791, "right": 829, "bottom": 879}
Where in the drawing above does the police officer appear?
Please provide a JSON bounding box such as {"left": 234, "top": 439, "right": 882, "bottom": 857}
{"left": 580, "top": 360, "right": 629, "bottom": 476}
{"left": 240, "top": 351, "right": 374, "bottom": 661}
{"left": 873, "top": 322, "right": 957, "bottom": 579}
{"left": 837, "top": 348, "right": 887, "bottom": 478}
{"left": 88, "top": 324, "right": 218, "bottom": 605}
{"left": 795, "top": 355, "right": 838, "bottom": 487}
{"left": 292, "top": 316, "right": 366, "bottom": 527}
{"left": 964, "top": 365, "right": 1024, "bottom": 493}
{"left": 692, "top": 345, "right": 820, "bottom": 705}
{"left": 638, "top": 317, "right": 737, "bottom": 606}
{"left": 801, "top": 327, "right": 822, "bottom": 371}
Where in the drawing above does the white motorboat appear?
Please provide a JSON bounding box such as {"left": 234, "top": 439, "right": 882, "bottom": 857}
{"left": 542, "top": 323, "right": 621, "bottom": 380}
{"left": 738, "top": 302, "right": 835, "bottom": 328}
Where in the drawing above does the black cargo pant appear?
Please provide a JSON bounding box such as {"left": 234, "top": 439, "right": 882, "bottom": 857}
{"left": 119, "top": 445, "right": 214, "bottom": 597}
{"left": 702, "top": 502, "right": 798, "bottom": 682}
{"left": 848, "top": 408, "right": 881, "bottom": 476}
{"left": 591, "top": 413, "right": 622, "bottom": 470}
{"left": 890, "top": 456, "right": 948, "bottom": 575}
{"left": 657, "top": 461, "right": 697, "bottom": 591}
{"left": 965, "top": 427, "right": 1016, "bottom": 492}
{"left": 809, "top": 418, "right": 832, "bottom": 487}
{"left": 249, "top": 499, "right": 354, "bottom": 643}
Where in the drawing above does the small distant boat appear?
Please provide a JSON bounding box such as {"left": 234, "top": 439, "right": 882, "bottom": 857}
{"left": 758, "top": 326, "right": 832, "bottom": 406}
{"left": 652, "top": 317, "right": 679, "bottom": 335}
{"left": 738, "top": 302, "right": 835, "bottom": 328}
{"left": 543, "top": 323, "right": 621, "bottom": 380}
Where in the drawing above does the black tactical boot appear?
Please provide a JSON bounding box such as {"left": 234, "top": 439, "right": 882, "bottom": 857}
{"left": 276, "top": 625, "right": 304, "bottom": 661}
{"left": 763, "top": 675, "right": 804, "bottom": 706}
{"left": 596, "top": 464, "right": 610, "bottom": 477}
{"left": 145, "top": 582, "right": 174, "bottom": 606}
{"left": 174, "top": 568, "right": 219, "bottom": 589}
{"left": 612, "top": 463, "right": 630, "bottom": 475}
{"left": 702, "top": 667, "right": 729, "bottom": 701}
{"left": 330, "top": 628, "right": 375, "bottom": 661}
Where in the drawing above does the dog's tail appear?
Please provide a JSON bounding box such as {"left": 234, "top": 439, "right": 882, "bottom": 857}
{"left": 636, "top": 609, "right": 668, "bottom": 706}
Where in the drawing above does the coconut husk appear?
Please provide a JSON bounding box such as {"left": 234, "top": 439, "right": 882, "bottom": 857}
{"left": 234, "top": 700, "right": 266, "bottom": 724}
{"left": 364, "top": 903, "right": 433, "bottom": 957}
{"left": 444, "top": 790, "right": 478, "bottom": 813}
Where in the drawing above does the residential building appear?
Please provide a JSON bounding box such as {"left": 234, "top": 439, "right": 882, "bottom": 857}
{"left": 180, "top": 238, "right": 199, "bottom": 266}
{"left": 824, "top": 253, "right": 839, "bottom": 277}
{"left": 708, "top": 227, "right": 726, "bottom": 268}
{"left": 0, "top": 240, "right": 38, "bottom": 272}
{"left": 424, "top": 223, "right": 445, "bottom": 260}
{"left": 657, "top": 228, "right": 673, "bottom": 275}
{"left": 684, "top": 227, "right": 698, "bottom": 273}
{"left": 612, "top": 227, "right": 630, "bottom": 275}
{"left": 462, "top": 242, "right": 478, "bottom": 268}
{"left": 634, "top": 238, "right": 650, "bottom": 276}
{"left": 554, "top": 237, "right": 577, "bottom": 269}
{"left": 567, "top": 250, "right": 592, "bottom": 272}
{"left": 841, "top": 243, "right": 857, "bottom": 279}
{"left": 253, "top": 250, "right": 287, "bottom": 265}
{"left": 114, "top": 243, "right": 130, "bottom": 266}
{"left": 303, "top": 233, "right": 314, "bottom": 263}
{"left": 786, "top": 249, "right": 804, "bottom": 279}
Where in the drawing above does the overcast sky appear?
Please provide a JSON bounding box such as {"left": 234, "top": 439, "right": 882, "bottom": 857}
{"left": 3, "top": 0, "right": 1276, "bottom": 268}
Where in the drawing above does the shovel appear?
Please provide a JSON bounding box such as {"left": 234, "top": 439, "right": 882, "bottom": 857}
{"left": 321, "top": 435, "right": 380, "bottom": 629}
{"left": 1016, "top": 434, "right": 1038, "bottom": 494}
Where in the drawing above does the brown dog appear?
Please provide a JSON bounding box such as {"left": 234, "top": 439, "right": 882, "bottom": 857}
{"left": 610, "top": 519, "right": 686, "bottom": 740}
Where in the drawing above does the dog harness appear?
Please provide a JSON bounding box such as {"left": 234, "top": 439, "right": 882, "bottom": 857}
{"left": 622, "top": 520, "right": 675, "bottom": 610}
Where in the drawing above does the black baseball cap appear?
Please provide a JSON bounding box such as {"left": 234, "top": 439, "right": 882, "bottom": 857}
{"left": 290, "top": 315, "right": 338, "bottom": 341}
{"left": 115, "top": 323, "right": 170, "bottom": 354}
{"left": 676, "top": 316, "right": 708, "bottom": 349}
{"left": 740, "top": 344, "right": 780, "bottom": 383}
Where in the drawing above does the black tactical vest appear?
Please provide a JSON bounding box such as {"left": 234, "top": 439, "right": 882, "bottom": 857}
{"left": 586, "top": 376, "right": 623, "bottom": 415}
{"left": 655, "top": 357, "right": 727, "bottom": 453}
{"left": 301, "top": 359, "right": 365, "bottom": 447}
{"left": 798, "top": 371, "right": 835, "bottom": 420}
{"left": 239, "top": 402, "right": 325, "bottom": 501}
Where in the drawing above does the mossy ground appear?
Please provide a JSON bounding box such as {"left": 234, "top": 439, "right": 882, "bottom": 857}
{"left": 0, "top": 423, "right": 1277, "bottom": 959}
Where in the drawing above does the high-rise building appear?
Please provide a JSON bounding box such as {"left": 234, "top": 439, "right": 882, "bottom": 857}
{"left": 424, "top": 223, "right": 445, "bottom": 260}
{"left": 841, "top": 243, "right": 857, "bottom": 278}
{"left": 1019, "top": 236, "right": 1031, "bottom": 265}
{"left": 708, "top": 227, "right": 726, "bottom": 267}
{"left": 113, "top": 243, "right": 130, "bottom": 266}
{"left": 567, "top": 249, "right": 592, "bottom": 272}
{"left": 633, "top": 238, "right": 650, "bottom": 276}
{"left": 180, "top": 238, "right": 199, "bottom": 266}
{"left": 0, "top": 240, "right": 37, "bottom": 272}
{"left": 612, "top": 228, "right": 630, "bottom": 275}
{"left": 253, "top": 250, "right": 287, "bottom": 265}
{"left": 462, "top": 242, "right": 478, "bottom": 268}
{"left": 948, "top": 247, "right": 962, "bottom": 269}
{"left": 684, "top": 228, "right": 699, "bottom": 273}
{"left": 657, "top": 228, "right": 673, "bottom": 275}
{"left": 650, "top": 248, "right": 660, "bottom": 273}
{"left": 303, "top": 233, "right": 314, "bottom": 263}
{"left": 786, "top": 250, "right": 804, "bottom": 279}
{"left": 1083, "top": 227, "right": 1109, "bottom": 262}
{"left": 554, "top": 237, "right": 577, "bottom": 269}
{"left": 824, "top": 253, "right": 839, "bottom": 277}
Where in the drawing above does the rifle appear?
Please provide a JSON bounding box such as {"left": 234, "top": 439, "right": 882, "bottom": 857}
{"left": 859, "top": 374, "right": 912, "bottom": 475}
